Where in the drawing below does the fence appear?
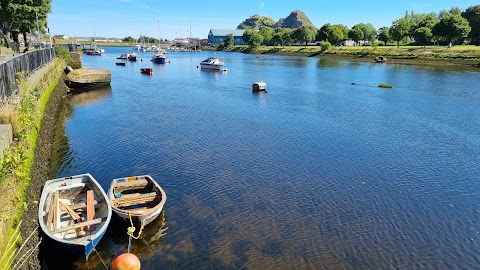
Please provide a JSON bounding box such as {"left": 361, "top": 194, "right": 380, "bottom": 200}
{"left": 0, "top": 47, "right": 56, "bottom": 97}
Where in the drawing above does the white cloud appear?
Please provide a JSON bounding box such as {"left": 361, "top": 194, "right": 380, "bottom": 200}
{"left": 259, "top": 0, "right": 265, "bottom": 9}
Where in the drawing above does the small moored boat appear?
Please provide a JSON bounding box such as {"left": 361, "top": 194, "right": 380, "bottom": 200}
{"left": 151, "top": 53, "right": 166, "bottom": 64}
{"left": 38, "top": 173, "right": 112, "bottom": 260}
{"left": 108, "top": 175, "right": 166, "bottom": 228}
{"left": 140, "top": 68, "right": 153, "bottom": 75}
{"left": 85, "top": 49, "right": 101, "bottom": 56}
{"left": 128, "top": 53, "right": 138, "bottom": 61}
{"left": 117, "top": 53, "right": 129, "bottom": 60}
{"left": 200, "top": 57, "right": 224, "bottom": 70}
{"left": 116, "top": 62, "right": 126, "bottom": 66}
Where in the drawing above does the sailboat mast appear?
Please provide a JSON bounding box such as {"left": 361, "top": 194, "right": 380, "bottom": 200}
{"left": 158, "top": 19, "right": 161, "bottom": 49}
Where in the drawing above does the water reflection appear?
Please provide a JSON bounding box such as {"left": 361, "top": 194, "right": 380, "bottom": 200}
{"left": 69, "top": 211, "right": 169, "bottom": 270}
{"left": 68, "top": 85, "right": 112, "bottom": 105}
{"left": 317, "top": 58, "right": 346, "bottom": 68}
{"left": 200, "top": 68, "right": 227, "bottom": 79}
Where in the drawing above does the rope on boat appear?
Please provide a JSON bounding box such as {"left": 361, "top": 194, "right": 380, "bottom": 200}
{"left": 126, "top": 212, "right": 145, "bottom": 240}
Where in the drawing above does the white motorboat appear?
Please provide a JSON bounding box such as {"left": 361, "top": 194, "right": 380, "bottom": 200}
{"left": 200, "top": 57, "right": 224, "bottom": 70}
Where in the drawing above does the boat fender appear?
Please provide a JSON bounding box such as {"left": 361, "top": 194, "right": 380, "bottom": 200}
{"left": 115, "top": 192, "right": 122, "bottom": 198}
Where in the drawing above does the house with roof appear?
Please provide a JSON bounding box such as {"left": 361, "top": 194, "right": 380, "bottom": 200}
{"left": 53, "top": 34, "right": 68, "bottom": 39}
{"left": 208, "top": 29, "right": 247, "bottom": 45}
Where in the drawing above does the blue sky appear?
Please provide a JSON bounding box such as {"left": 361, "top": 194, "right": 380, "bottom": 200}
{"left": 48, "top": 0, "right": 476, "bottom": 40}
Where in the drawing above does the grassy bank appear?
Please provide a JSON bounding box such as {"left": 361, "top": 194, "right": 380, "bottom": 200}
{"left": 0, "top": 58, "right": 65, "bottom": 270}
{"left": 216, "top": 45, "right": 480, "bottom": 67}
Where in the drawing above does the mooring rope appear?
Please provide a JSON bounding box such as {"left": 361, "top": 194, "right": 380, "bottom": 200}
{"left": 89, "top": 239, "right": 108, "bottom": 270}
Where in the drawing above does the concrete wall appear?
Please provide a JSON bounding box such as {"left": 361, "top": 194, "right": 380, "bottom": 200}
{"left": 0, "top": 124, "right": 12, "bottom": 156}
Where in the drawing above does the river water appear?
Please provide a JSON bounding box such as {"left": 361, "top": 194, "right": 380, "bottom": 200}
{"left": 42, "top": 47, "right": 480, "bottom": 269}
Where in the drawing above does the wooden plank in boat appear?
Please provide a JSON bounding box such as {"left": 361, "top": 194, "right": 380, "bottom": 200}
{"left": 114, "top": 192, "right": 157, "bottom": 207}
{"left": 114, "top": 179, "right": 148, "bottom": 188}
{"left": 66, "top": 200, "right": 101, "bottom": 211}
{"left": 86, "top": 190, "right": 95, "bottom": 231}
{"left": 52, "top": 218, "right": 104, "bottom": 234}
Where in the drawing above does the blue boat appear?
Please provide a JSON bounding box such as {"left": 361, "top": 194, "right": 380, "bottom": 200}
{"left": 38, "top": 173, "right": 112, "bottom": 260}
{"left": 151, "top": 53, "right": 166, "bottom": 64}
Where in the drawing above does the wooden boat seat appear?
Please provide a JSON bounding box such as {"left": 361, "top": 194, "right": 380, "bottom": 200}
{"left": 114, "top": 179, "right": 149, "bottom": 191}
{"left": 52, "top": 217, "right": 106, "bottom": 234}
{"left": 114, "top": 192, "right": 157, "bottom": 207}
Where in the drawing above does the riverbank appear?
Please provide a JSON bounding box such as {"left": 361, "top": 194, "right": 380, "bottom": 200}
{"left": 211, "top": 45, "right": 480, "bottom": 68}
{"left": 0, "top": 56, "right": 70, "bottom": 269}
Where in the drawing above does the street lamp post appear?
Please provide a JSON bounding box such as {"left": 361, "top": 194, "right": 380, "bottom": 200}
{"left": 35, "top": 9, "right": 40, "bottom": 46}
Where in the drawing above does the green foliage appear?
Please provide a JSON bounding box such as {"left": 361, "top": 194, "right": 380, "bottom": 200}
{"left": 461, "top": 5, "right": 480, "bottom": 45}
{"left": 258, "top": 26, "right": 274, "bottom": 44}
{"left": 349, "top": 26, "right": 364, "bottom": 44}
{"left": 292, "top": 25, "right": 316, "bottom": 47}
{"left": 2, "top": 0, "right": 52, "bottom": 43}
{"left": 318, "top": 24, "right": 348, "bottom": 45}
{"left": 282, "top": 28, "right": 294, "bottom": 45}
{"left": 378, "top": 27, "right": 390, "bottom": 45}
{"left": 319, "top": 41, "right": 332, "bottom": 51}
{"left": 390, "top": 17, "right": 411, "bottom": 47}
{"left": 413, "top": 27, "right": 433, "bottom": 47}
{"left": 123, "top": 36, "right": 136, "bottom": 42}
{"left": 433, "top": 13, "right": 471, "bottom": 43}
{"left": 317, "top": 24, "right": 331, "bottom": 41}
{"left": 237, "top": 15, "right": 276, "bottom": 29}
{"left": 242, "top": 29, "right": 256, "bottom": 43}
{"left": 224, "top": 33, "right": 234, "bottom": 47}
{"left": 55, "top": 45, "right": 71, "bottom": 60}
{"left": 249, "top": 32, "right": 263, "bottom": 48}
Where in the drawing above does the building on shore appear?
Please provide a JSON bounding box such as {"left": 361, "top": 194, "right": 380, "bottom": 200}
{"left": 208, "top": 29, "right": 247, "bottom": 45}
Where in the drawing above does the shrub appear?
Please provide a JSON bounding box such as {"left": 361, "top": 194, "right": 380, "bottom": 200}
{"left": 319, "top": 41, "right": 332, "bottom": 51}
{"left": 55, "top": 45, "right": 71, "bottom": 60}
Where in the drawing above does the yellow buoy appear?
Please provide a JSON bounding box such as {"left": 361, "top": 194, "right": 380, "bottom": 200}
{"left": 111, "top": 253, "right": 141, "bottom": 270}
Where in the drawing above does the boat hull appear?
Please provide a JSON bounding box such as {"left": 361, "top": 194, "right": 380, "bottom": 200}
{"left": 200, "top": 63, "right": 223, "bottom": 70}
{"left": 152, "top": 57, "right": 166, "bottom": 64}
{"left": 38, "top": 173, "right": 112, "bottom": 260}
{"left": 108, "top": 175, "right": 167, "bottom": 228}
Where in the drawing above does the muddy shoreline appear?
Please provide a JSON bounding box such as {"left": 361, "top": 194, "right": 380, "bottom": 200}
{"left": 16, "top": 75, "right": 69, "bottom": 270}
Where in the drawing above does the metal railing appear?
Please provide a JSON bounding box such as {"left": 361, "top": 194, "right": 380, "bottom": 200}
{"left": 0, "top": 47, "right": 56, "bottom": 97}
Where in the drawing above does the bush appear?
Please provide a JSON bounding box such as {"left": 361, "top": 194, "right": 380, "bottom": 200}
{"left": 319, "top": 41, "right": 332, "bottom": 51}
{"left": 55, "top": 46, "right": 71, "bottom": 60}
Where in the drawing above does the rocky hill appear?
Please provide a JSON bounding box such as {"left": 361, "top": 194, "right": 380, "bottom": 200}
{"left": 237, "top": 15, "right": 276, "bottom": 29}
{"left": 276, "top": 10, "right": 316, "bottom": 28}
{"left": 236, "top": 10, "right": 316, "bottom": 30}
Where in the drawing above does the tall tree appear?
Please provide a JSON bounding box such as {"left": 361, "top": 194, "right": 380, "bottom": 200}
{"left": 433, "top": 13, "right": 471, "bottom": 44}
{"left": 242, "top": 29, "right": 256, "bottom": 43}
{"left": 282, "top": 28, "right": 293, "bottom": 45}
{"left": 2, "top": 0, "right": 51, "bottom": 45}
{"left": 378, "top": 27, "right": 390, "bottom": 45}
{"left": 389, "top": 17, "right": 410, "bottom": 47}
{"left": 348, "top": 25, "right": 364, "bottom": 46}
{"left": 292, "top": 25, "right": 316, "bottom": 48}
{"left": 329, "top": 24, "right": 349, "bottom": 45}
{"left": 318, "top": 24, "right": 348, "bottom": 46}
{"left": 248, "top": 32, "right": 263, "bottom": 48}
{"left": 462, "top": 5, "right": 480, "bottom": 45}
{"left": 272, "top": 28, "right": 287, "bottom": 47}
{"left": 258, "top": 26, "right": 274, "bottom": 45}
{"left": 224, "top": 33, "right": 234, "bottom": 47}
{"left": 413, "top": 27, "right": 433, "bottom": 48}
{"left": 316, "top": 23, "right": 332, "bottom": 41}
